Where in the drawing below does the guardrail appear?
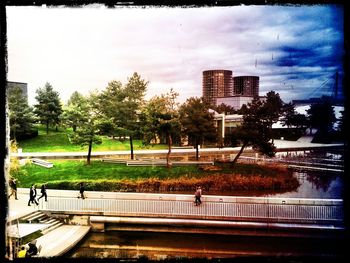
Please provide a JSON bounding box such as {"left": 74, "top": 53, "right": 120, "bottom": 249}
{"left": 32, "top": 190, "right": 344, "bottom": 225}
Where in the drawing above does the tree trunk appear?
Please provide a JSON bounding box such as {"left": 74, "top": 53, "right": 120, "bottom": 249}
{"left": 87, "top": 139, "right": 92, "bottom": 165}
{"left": 129, "top": 135, "right": 134, "bottom": 160}
{"left": 232, "top": 141, "right": 248, "bottom": 164}
{"left": 166, "top": 133, "right": 172, "bottom": 168}
{"left": 195, "top": 137, "right": 199, "bottom": 161}
{"left": 73, "top": 124, "right": 77, "bottom": 132}
{"left": 46, "top": 120, "right": 49, "bottom": 134}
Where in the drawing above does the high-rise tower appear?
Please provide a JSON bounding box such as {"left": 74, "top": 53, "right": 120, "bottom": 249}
{"left": 202, "top": 70, "right": 233, "bottom": 106}
{"left": 233, "top": 76, "right": 259, "bottom": 97}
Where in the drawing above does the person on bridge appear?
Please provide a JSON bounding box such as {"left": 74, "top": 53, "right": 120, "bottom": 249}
{"left": 38, "top": 184, "right": 48, "bottom": 202}
{"left": 28, "top": 184, "right": 39, "bottom": 206}
{"left": 8, "top": 178, "right": 18, "bottom": 200}
{"left": 78, "top": 182, "right": 86, "bottom": 199}
{"left": 194, "top": 186, "right": 202, "bottom": 206}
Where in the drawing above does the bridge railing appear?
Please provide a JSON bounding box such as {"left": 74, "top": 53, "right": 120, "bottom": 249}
{"left": 29, "top": 190, "right": 344, "bottom": 225}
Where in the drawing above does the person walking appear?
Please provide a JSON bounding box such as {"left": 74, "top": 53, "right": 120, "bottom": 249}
{"left": 37, "top": 184, "right": 48, "bottom": 202}
{"left": 78, "top": 182, "right": 85, "bottom": 199}
{"left": 194, "top": 186, "right": 202, "bottom": 206}
{"left": 28, "top": 184, "right": 38, "bottom": 206}
{"left": 8, "top": 178, "right": 18, "bottom": 200}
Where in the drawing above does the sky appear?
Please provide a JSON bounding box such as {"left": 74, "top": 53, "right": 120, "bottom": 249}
{"left": 6, "top": 4, "right": 344, "bottom": 106}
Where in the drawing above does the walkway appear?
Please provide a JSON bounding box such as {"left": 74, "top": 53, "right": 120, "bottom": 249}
{"left": 13, "top": 189, "right": 344, "bottom": 229}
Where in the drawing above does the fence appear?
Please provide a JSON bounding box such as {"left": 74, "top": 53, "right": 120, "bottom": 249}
{"left": 34, "top": 191, "right": 343, "bottom": 225}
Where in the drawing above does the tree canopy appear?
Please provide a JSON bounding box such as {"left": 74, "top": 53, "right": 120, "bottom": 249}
{"left": 231, "top": 97, "right": 277, "bottom": 163}
{"left": 141, "top": 88, "right": 181, "bottom": 167}
{"left": 179, "top": 97, "right": 217, "bottom": 160}
{"left": 34, "top": 82, "right": 63, "bottom": 134}
{"left": 62, "top": 91, "right": 89, "bottom": 132}
{"left": 8, "top": 85, "right": 36, "bottom": 140}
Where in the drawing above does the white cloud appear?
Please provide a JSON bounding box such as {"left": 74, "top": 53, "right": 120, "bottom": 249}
{"left": 6, "top": 5, "right": 344, "bottom": 105}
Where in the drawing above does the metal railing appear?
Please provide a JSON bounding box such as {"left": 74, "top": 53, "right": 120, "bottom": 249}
{"left": 34, "top": 191, "right": 344, "bottom": 225}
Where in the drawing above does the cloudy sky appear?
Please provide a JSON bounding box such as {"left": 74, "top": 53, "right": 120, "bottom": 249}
{"left": 6, "top": 4, "right": 344, "bottom": 105}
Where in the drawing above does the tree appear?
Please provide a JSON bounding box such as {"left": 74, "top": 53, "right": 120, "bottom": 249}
{"left": 34, "top": 82, "right": 63, "bottom": 134}
{"left": 179, "top": 97, "right": 217, "bottom": 160}
{"left": 215, "top": 103, "right": 236, "bottom": 114}
{"left": 231, "top": 97, "right": 276, "bottom": 163}
{"left": 62, "top": 91, "right": 89, "bottom": 132}
{"left": 96, "top": 73, "right": 148, "bottom": 159}
{"left": 307, "top": 96, "right": 336, "bottom": 135}
{"left": 70, "top": 95, "right": 102, "bottom": 165}
{"left": 141, "top": 88, "right": 181, "bottom": 167}
{"left": 280, "top": 102, "right": 296, "bottom": 128}
{"left": 281, "top": 102, "right": 308, "bottom": 130}
{"left": 8, "top": 86, "right": 36, "bottom": 140}
{"left": 261, "top": 91, "right": 284, "bottom": 143}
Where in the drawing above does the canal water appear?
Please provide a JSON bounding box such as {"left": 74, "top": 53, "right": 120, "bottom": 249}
{"left": 67, "top": 150, "right": 345, "bottom": 259}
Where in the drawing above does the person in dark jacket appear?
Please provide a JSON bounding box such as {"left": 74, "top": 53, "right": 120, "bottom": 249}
{"left": 78, "top": 182, "right": 85, "bottom": 199}
{"left": 8, "top": 178, "right": 18, "bottom": 200}
{"left": 26, "top": 240, "right": 39, "bottom": 257}
{"left": 37, "top": 184, "right": 48, "bottom": 202}
{"left": 28, "top": 184, "right": 38, "bottom": 206}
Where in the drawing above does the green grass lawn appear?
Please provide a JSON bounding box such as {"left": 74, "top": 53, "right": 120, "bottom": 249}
{"left": 15, "top": 160, "right": 299, "bottom": 194}
{"left": 18, "top": 160, "right": 200, "bottom": 186}
{"left": 17, "top": 126, "right": 167, "bottom": 152}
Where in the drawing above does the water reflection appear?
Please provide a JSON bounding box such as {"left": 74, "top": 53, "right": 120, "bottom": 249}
{"left": 270, "top": 172, "right": 343, "bottom": 199}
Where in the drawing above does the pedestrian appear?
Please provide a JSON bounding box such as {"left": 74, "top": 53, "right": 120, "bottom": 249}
{"left": 8, "top": 178, "right": 18, "bottom": 200}
{"left": 37, "top": 184, "right": 48, "bottom": 202}
{"left": 17, "top": 246, "right": 27, "bottom": 258}
{"left": 28, "top": 184, "right": 38, "bottom": 206}
{"left": 194, "top": 186, "right": 202, "bottom": 206}
{"left": 26, "top": 240, "right": 39, "bottom": 257}
{"left": 78, "top": 182, "right": 85, "bottom": 199}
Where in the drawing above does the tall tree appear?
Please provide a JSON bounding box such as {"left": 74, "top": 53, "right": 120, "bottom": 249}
{"left": 70, "top": 95, "right": 102, "bottom": 165}
{"left": 8, "top": 86, "right": 35, "bottom": 140}
{"left": 141, "top": 88, "right": 180, "bottom": 167}
{"left": 261, "top": 91, "right": 284, "bottom": 143}
{"left": 231, "top": 97, "right": 276, "bottom": 163}
{"left": 97, "top": 73, "right": 148, "bottom": 159}
{"left": 34, "top": 82, "right": 63, "bottom": 134}
{"left": 62, "top": 91, "right": 89, "bottom": 132}
{"left": 179, "top": 97, "right": 217, "bottom": 160}
{"left": 307, "top": 96, "right": 336, "bottom": 136}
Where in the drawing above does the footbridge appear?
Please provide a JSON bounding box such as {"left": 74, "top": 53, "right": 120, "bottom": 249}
{"left": 21, "top": 189, "right": 344, "bottom": 236}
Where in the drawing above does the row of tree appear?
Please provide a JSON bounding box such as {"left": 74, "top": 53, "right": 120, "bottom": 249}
{"left": 8, "top": 72, "right": 342, "bottom": 166}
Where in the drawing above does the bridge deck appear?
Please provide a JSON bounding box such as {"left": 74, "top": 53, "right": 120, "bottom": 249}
{"left": 15, "top": 189, "right": 342, "bottom": 228}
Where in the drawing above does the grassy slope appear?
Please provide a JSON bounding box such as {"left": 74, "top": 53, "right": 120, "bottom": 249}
{"left": 18, "top": 126, "right": 167, "bottom": 152}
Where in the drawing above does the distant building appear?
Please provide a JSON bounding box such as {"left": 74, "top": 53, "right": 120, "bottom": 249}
{"left": 202, "top": 70, "right": 260, "bottom": 109}
{"left": 216, "top": 96, "right": 254, "bottom": 110}
{"left": 7, "top": 81, "right": 28, "bottom": 102}
{"left": 202, "top": 70, "right": 233, "bottom": 106}
{"left": 233, "top": 76, "right": 259, "bottom": 97}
